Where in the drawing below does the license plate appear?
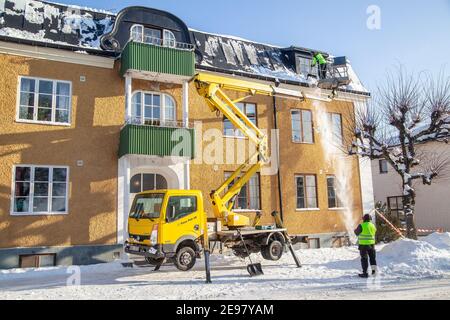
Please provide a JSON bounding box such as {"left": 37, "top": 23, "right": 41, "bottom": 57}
{"left": 129, "top": 246, "right": 140, "bottom": 252}
{"left": 148, "top": 247, "right": 157, "bottom": 255}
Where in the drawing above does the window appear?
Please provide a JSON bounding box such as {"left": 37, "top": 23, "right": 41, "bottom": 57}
{"left": 130, "top": 24, "right": 176, "bottom": 47}
{"left": 12, "top": 165, "right": 69, "bottom": 215}
{"left": 130, "top": 174, "right": 168, "bottom": 194}
{"left": 327, "top": 113, "right": 343, "bottom": 145}
{"left": 224, "top": 172, "right": 261, "bottom": 210}
{"left": 223, "top": 102, "right": 257, "bottom": 137}
{"left": 332, "top": 236, "right": 349, "bottom": 248}
{"left": 296, "top": 174, "right": 318, "bottom": 209}
{"left": 166, "top": 196, "right": 198, "bottom": 222}
{"left": 19, "top": 254, "right": 56, "bottom": 268}
{"left": 17, "top": 77, "right": 71, "bottom": 125}
{"left": 291, "top": 109, "right": 314, "bottom": 143}
{"left": 296, "top": 56, "right": 318, "bottom": 77}
{"left": 163, "top": 30, "right": 176, "bottom": 48}
{"left": 387, "top": 196, "right": 406, "bottom": 224}
{"left": 327, "top": 175, "right": 344, "bottom": 209}
{"left": 308, "top": 238, "right": 321, "bottom": 249}
{"left": 379, "top": 160, "right": 389, "bottom": 174}
{"left": 130, "top": 24, "right": 143, "bottom": 42}
{"left": 131, "top": 92, "right": 176, "bottom": 126}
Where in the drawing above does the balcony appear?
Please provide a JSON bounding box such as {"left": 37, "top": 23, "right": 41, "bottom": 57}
{"left": 119, "top": 121, "right": 195, "bottom": 159}
{"left": 120, "top": 40, "right": 195, "bottom": 83}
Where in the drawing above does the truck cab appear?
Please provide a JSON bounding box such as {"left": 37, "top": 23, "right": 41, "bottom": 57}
{"left": 125, "top": 190, "right": 206, "bottom": 271}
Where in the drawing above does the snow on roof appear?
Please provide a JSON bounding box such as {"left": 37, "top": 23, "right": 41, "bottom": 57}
{"left": 190, "top": 29, "right": 314, "bottom": 84}
{"left": 0, "top": 1, "right": 368, "bottom": 93}
{"left": 0, "top": 0, "right": 114, "bottom": 50}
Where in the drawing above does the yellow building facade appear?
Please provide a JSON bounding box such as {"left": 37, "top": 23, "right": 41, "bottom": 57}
{"left": 0, "top": 2, "right": 373, "bottom": 268}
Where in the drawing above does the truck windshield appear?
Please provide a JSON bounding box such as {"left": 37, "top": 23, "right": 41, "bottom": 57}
{"left": 130, "top": 194, "right": 165, "bottom": 219}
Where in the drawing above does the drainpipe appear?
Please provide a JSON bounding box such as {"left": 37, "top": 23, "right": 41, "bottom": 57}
{"left": 125, "top": 75, "right": 132, "bottom": 122}
{"left": 182, "top": 80, "right": 190, "bottom": 190}
{"left": 273, "top": 95, "right": 284, "bottom": 222}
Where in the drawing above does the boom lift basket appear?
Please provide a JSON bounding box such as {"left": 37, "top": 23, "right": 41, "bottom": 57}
{"left": 317, "top": 56, "right": 351, "bottom": 91}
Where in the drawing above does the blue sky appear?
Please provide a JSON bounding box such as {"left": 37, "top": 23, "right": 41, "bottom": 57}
{"left": 55, "top": 0, "right": 450, "bottom": 91}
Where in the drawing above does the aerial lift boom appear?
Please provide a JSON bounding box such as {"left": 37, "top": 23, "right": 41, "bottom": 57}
{"left": 193, "top": 73, "right": 303, "bottom": 281}
{"left": 194, "top": 73, "right": 275, "bottom": 228}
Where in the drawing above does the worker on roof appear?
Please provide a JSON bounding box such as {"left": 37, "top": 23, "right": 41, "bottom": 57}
{"left": 354, "top": 214, "right": 378, "bottom": 278}
{"left": 311, "top": 52, "right": 327, "bottom": 80}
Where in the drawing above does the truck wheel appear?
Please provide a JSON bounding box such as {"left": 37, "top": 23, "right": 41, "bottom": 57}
{"left": 145, "top": 257, "right": 164, "bottom": 266}
{"left": 174, "top": 246, "right": 197, "bottom": 271}
{"left": 262, "top": 241, "right": 283, "bottom": 261}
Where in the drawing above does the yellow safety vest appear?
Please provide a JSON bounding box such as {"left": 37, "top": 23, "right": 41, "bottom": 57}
{"left": 359, "top": 222, "right": 376, "bottom": 245}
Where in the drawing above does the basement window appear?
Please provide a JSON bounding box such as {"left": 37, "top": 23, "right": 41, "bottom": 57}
{"left": 12, "top": 165, "right": 69, "bottom": 215}
{"left": 308, "top": 238, "right": 321, "bottom": 249}
{"left": 19, "top": 254, "right": 56, "bottom": 268}
{"left": 17, "top": 76, "right": 72, "bottom": 125}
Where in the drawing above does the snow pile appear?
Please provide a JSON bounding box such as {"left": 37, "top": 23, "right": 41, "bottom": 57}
{"left": 422, "top": 232, "right": 450, "bottom": 250}
{"left": 378, "top": 236, "right": 450, "bottom": 277}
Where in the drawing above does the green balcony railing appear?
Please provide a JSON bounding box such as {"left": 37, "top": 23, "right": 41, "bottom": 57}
{"left": 119, "top": 124, "right": 195, "bottom": 159}
{"left": 120, "top": 41, "right": 195, "bottom": 78}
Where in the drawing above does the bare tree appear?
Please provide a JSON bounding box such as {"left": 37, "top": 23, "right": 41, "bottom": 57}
{"left": 348, "top": 68, "right": 450, "bottom": 239}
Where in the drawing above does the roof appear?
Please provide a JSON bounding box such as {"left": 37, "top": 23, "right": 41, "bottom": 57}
{"left": 0, "top": 0, "right": 114, "bottom": 52}
{"left": 0, "top": 0, "right": 368, "bottom": 94}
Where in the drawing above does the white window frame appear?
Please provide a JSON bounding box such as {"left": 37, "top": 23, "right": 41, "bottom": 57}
{"left": 224, "top": 172, "right": 261, "bottom": 212}
{"left": 10, "top": 165, "right": 70, "bottom": 216}
{"left": 16, "top": 76, "right": 72, "bottom": 126}
{"left": 129, "top": 24, "right": 176, "bottom": 48}
{"left": 326, "top": 175, "right": 345, "bottom": 210}
{"left": 327, "top": 112, "right": 343, "bottom": 145}
{"left": 295, "top": 174, "right": 319, "bottom": 211}
{"left": 163, "top": 29, "right": 176, "bottom": 48}
{"left": 130, "top": 24, "right": 144, "bottom": 42}
{"left": 223, "top": 102, "right": 257, "bottom": 139}
{"left": 291, "top": 109, "right": 314, "bottom": 144}
{"left": 130, "top": 90, "right": 177, "bottom": 126}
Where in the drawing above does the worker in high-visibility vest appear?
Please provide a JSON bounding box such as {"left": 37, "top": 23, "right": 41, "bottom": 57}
{"left": 311, "top": 52, "right": 328, "bottom": 80}
{"left": 354, "top": 214, "right": 378, "bottom": 278}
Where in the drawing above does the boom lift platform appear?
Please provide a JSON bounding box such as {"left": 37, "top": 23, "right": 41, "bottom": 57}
{"left": 309, "top": 56, "right": 351, "bottom": 99}
{"left": 125, "top": 73, "right": 304, "bottom": 283}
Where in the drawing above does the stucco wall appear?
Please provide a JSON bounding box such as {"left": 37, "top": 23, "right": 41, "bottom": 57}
{"left": 189, "top": 84, "right": 364, "bottom": 235}
{"left": 0, "top": 51, "right": 365, "bottom": 250}
{"left": 372, "top": 141, "right": 450, "bottom": 231}
{"left": 0, "top": 53, "right": 124, "bottom": 249}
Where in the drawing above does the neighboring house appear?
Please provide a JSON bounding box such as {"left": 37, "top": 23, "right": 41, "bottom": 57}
{"left": 372, "top": 140, "right": 450, "bottom": 232}
{"left": 0, "top": 1, "right": 373, "bottom": 269}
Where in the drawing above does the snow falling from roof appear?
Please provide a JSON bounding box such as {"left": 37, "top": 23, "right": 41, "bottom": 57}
{"left": 0, "top": 0, "right": 114, "bottom": 49}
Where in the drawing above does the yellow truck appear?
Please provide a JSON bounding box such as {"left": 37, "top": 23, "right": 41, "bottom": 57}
{"left": 124, "top": 73, "right": 304, "bottom": 280}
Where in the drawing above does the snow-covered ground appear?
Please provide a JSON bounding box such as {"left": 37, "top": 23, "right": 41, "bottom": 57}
{"left": 1, "top": 233, "right": 450, "bottom": 300}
